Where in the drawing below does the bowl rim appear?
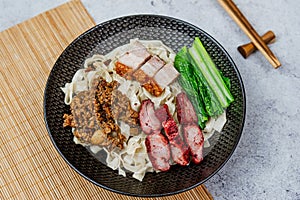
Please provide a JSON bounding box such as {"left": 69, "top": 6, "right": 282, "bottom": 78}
{"left": 43, "top": 14, "right": 246, "bottom": 197}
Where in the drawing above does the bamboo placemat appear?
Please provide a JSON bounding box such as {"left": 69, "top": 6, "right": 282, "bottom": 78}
{"left": 0, "top": 0, "right": 213, "bottom": 199}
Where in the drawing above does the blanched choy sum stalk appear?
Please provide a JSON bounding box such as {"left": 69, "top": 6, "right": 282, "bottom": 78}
{"left": 189, "top": 37, "right": 234, "bottom": 108}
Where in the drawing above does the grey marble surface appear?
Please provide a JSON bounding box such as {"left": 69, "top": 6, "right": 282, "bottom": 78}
{"left": 1, "top": 0, "right": 299, "bottom": 199}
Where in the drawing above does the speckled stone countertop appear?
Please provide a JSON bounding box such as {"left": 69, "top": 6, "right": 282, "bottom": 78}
{"left": 1, "top": 0, "right": 299, "bottom": 199}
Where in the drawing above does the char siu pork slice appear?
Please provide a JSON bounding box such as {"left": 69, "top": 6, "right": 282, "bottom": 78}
{"left": 139, "top": 99, "right": 162, "bottom": 135}
{"left": 154, "top": 104, "right": 170, "bottom": 123}
{"left": 156, "top": 104, "right": 190, "bottom": 166}
{"left": 169, "top": 136, "right": 190, "bottom": 166}
{"left": 145, "top": 132, "right": 171, "bottom": 171}
{"left": 183, "top": 124, "right": 204, "bottom": 164}
{"left": 163, "top": 119, "right": 190, "bottom": 166}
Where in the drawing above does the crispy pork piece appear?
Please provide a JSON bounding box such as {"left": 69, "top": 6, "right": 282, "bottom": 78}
{"left": 145, "top": 132, "right": 171, "bottom": 171}
{"left": 130, "top": 41, "right": 151, "bottom": 58}
{"left": 139, "top": 100, "right": 162, "bottom": 134}
{"left": 139, "top": 55, "right": 165, "bottom": 77}
{"left": 117, "top": 41, "right": 151, "bottom": 71}
{"left": 132, "top": 68, "right": 149, "bottom": 84}
{"left": 133, "top": 55, "right": 165, "bottom": 84}
{"left": 153, "top": 63, "right": 180, "bottom": 89}
{"left": 183, "top": 124, "right": 204, "bottom": 164}
{"left": 176, "top": 92, "right": 198, "bottom": 124}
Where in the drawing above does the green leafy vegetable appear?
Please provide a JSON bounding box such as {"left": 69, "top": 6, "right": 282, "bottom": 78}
{"left": 188, "top": 37, "right": 234, "bottom": 108}
{"left": 174, "top": 37, "right": 234, "bottom": 129}
{"left": 220, "top": 71, "right": 231, "bottom": 90}
{"left": 188, "top": 54, "right": 224, "bottom": 117}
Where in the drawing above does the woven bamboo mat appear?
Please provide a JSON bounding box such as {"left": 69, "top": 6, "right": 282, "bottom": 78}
{"left": 0, "top": 0, "right": 213, "bottom": 199}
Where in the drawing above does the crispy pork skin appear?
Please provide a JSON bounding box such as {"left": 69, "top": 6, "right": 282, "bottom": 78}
{"left": 145, "top": 133, "right": 171, "bottom": 171}
{"left": 142, "top": 79, "right": 164, "bottom": 97}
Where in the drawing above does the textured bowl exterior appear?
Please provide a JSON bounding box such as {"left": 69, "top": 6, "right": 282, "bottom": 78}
{"left": 44, "top": 15, "right": 245, "bottom": 197}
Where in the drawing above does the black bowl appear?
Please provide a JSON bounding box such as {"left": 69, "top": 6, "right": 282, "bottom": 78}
{"left": 44, "top": 15, "right": 245, "bottom": 197}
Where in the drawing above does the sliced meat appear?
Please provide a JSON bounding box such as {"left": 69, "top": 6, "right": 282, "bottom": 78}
{"left": 176, "top": 92, "right": 198, "bottom": 124}
{"left": 132, "top": 55, "right": 165, "bottom": 84}
{"left": 139, "top": 100, "right": 162, "bottom": 134}
{"left": 117, "top": 53, "right": 144, "bottom": 71}
{"left": 156, "top": 104, "right": 190, "bottom": 166}
{"left": 154, "top": 104, "right": 170, "bottom": 123}
{"left": 117, "top": 41, "right": 151, "bottom": 71}
{"left": 183, "top": 124, "right": 204, "bottom": 164}
{"left": 130, "top": 40, "right": 151, "bottom": 58}
{"left": 153, "top": 63, "right": 180, "bottom": 89}
{"left": 169, "top": 136, "right": 190, "bottom": 166}
{"left": 145, "top": 133, "right": 171, "bottom": 171}
{"left": 140, "top": 62, "right": 180, "bottom": 97}
{"left": 163, "top": 119, "right": 178, "bottom": 141}
{"left": 132, "top": 68, "right": 149, "bottom": 84}
{"left": 163, "top": 118, "right": 190, "bottom": 166}
{"left": 139, "top": 55, "right": 165, "bottom": 77}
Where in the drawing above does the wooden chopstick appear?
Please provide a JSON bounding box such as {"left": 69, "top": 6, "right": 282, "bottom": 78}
{"left": 218, "top": 0, "right": 281, "bottom": 68}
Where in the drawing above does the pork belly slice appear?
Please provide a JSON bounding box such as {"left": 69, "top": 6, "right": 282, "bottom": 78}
{"left": 117, "top": 41, "right": 151, "bottom": 71}
{"left": 140, "top": 55, "right": 165, "bottom": 77}
{"left": 183, "top": 124, "right": 204, "bottom": 164}
{"left": 176, "top": 92, "right": 198, "bottom": 124}
{"left": 130, "top": 40, "right": 151, "bottom": 58}
{"left": 133, "top": 55, "right": 165, "bottom": 84}
{"left": 145, "top": 133, "right": 171, "bottom": 171}
{"left": 153, "top": 63, "right": 180, "bottom": 89}
{"left": 139, "top": 99, "right": 162, "bottom": 135}
{"left": 132, "top": 68, "right": 149, "bottom": 84}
